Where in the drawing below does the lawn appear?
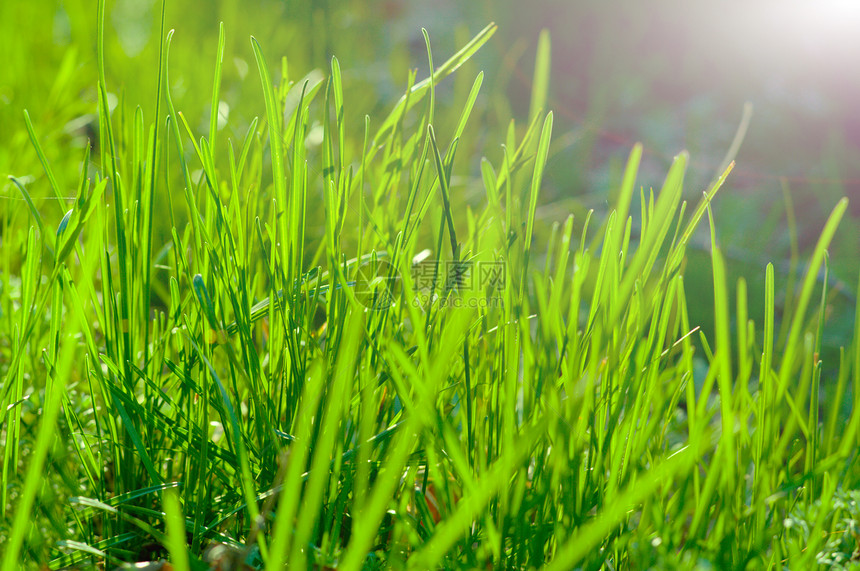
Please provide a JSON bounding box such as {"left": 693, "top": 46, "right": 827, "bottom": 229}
{"left": 2, "top": 1, "right": 860, "bottom": 569}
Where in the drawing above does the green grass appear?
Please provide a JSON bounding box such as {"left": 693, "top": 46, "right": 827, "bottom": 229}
{"left": 2, "top": 2, "right": 860, "bottom": 569}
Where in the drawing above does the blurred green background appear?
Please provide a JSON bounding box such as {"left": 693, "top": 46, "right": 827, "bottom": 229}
{"left": 3, "top": 0, "right": 860, "bottom": 359}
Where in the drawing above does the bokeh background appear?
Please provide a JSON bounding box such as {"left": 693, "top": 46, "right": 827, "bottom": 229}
{"left": 3, "top": 0, "right": 860, "bottom": 355}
